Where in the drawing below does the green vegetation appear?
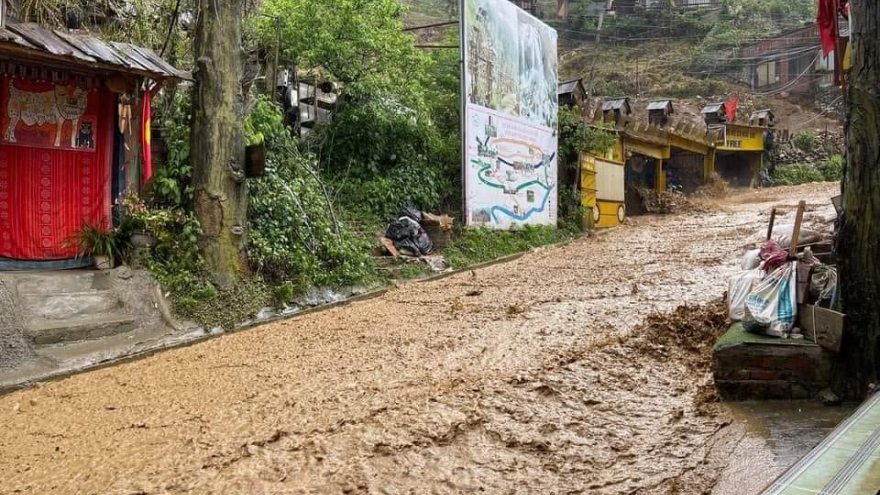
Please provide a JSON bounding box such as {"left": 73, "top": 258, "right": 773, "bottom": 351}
{"left": 254, "top": 0, "right": 462, "bottom": 220}
{"left": 819, "top": 154, "right": 844, "bottom": 182}
{"left": 793, "top": 130, "right": 818, "bottom": 153}
{"left": 246, "top": 97, "right": 376, "bottom": 291}
{"left": 772, "top": 164, "right": 825, "bottom": 186}
{"left": 64, "top": 220, "right": 122, "bottom": 260}
{"left": 444, "top": 226, "right": 575, "bottom": 270}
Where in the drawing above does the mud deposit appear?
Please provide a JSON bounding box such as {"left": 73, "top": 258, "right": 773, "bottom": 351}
{"left": 0, "top": 183, "right": 838, "bottom": 494}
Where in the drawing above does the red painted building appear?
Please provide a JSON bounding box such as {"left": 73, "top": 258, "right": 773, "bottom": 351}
{"left": 0, "top": 21, "right": 187, "bottom": 270}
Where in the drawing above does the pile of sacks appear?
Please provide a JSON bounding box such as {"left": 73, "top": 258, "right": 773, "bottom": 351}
{"left": 728, "top": 236, "right": 837, "bottom": 339}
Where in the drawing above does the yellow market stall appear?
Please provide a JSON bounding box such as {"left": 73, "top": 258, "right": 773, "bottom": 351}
{"left": 714, "top": 123, "right": 766, "bottom": 187}
{"left": 580, "top": 134, "right": 627, "bottom": 228}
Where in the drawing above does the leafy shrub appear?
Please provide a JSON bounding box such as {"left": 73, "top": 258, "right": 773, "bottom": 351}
{"left": 150, "top": 90, "right": 193, "bottom": 208}
{"left": 773, "top": 164, "right": 824, "bottom": 186}
{"left": 246, "top": 97, "right": 375, "bottom": 290}
{"left": 793, "top": 130, "right": 817, "bottom": 153}
{"left": 307, "top": 91, "right": 447, "bottom": 219}
{"left": 818, "top": 154, "right": 844, "bottom": 181}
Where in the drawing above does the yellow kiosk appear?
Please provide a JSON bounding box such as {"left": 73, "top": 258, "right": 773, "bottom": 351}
{"left": 580, "top": 136, "right": 627, "bottom": 228}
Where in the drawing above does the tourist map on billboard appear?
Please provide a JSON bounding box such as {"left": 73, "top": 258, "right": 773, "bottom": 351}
{"left": 462, "top": 0, "right": 559, "bottom": 228}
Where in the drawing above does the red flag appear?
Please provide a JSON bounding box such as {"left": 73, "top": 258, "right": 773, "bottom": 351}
{"left": 817, "top": 0, "right": 838, "bottom": 56}
{"left": 141, "top": 88, "right": 153, "bottom": 183}
{"left": 725, "top": 97, "right": 738, "bottom": 122}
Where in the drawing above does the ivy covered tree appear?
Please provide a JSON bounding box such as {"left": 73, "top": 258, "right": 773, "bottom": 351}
{"left": 191, "top": 0, "right": 249, "bottom": 285}
{"left": 837, "top": 0, "right": 880, "bottom": 398}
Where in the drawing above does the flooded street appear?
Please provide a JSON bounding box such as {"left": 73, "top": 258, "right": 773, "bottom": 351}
{"left": 0, "top": 183, "right": 840, "bottom": 494}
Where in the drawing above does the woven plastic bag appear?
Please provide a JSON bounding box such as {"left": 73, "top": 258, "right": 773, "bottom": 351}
{"left": 728, "top": 268, "right": 762, "bottom": 321}
{"left": 744, "top": 261, "right": 798, "bottom": 337}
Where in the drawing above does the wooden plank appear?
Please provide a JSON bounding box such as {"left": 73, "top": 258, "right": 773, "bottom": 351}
{"left": 789, "top": 200, "right": 806, "bottom": 255}
{"left": 767, "top": 208, "right": 777, "bottom": 241}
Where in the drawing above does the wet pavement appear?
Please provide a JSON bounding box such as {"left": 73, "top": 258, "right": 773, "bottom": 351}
{"left": 713, "top": 401, "right": 858, "bottom": 495}
{"left": 0, "top": 183, "right": 840, "bottom": 494}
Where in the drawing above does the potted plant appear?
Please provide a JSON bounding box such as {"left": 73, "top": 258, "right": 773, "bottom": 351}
{"left": 64, "top": 221, "right": 120, "bottom": 270}
{"left": 118, "top": 193, "right": 170, "bottom": 248}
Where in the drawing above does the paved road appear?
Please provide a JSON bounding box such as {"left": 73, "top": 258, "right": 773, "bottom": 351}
{"left": 0, "top": 184, "right": 838, "bottom": 494}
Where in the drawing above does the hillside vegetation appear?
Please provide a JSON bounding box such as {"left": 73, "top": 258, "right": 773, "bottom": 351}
{"left": 403, "top": 0, "right": 819, "bottom": 98}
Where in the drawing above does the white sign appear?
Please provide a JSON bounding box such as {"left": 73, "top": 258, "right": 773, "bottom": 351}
{"left": 461, "top": 0, "right": 559, "bottom": 229}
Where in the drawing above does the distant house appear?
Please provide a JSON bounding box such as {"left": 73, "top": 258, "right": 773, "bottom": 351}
{"left": 647, "top": 99, "right": 674, "bottom": 127}
{"left": 558, "top": 79, "right": 586, "bottom": 108}
{"left": 602, "top": 97, "right": 631, "bottom": 124}
{"left": 737, "top": 24, "right": 847, "bottom": 95}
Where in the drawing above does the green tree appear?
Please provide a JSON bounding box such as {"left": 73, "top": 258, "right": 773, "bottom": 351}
{"left": 256, "top": 0, "right": 460, "bottom": 219}
{"left": 837, "top": 0, "right": 880, "bottom": 398}
{"left": 258, "top": 0, "right": 426, "bottom": 89}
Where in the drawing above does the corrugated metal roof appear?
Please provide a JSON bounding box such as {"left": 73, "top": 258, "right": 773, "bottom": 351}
{"left": 602, "top": 98, "right": 630, "bottom": 111}
{"left": 702, "top": 103, "right": 725, "bottom": 114}
{"left": 0, "top": 21, "right": 189, "bottom": 81}
{"left": 557, "top": 79, "right": 582, "bottom": 94}
{"left": 647, "top": 100, "right": 673, "bottom": 111}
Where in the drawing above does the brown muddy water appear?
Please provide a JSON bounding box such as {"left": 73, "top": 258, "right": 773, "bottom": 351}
{"left": 0, "top": 183, "right": 841, "bottom": 494}
{"left": 714, "top": 401, "right": 858, "bottom": 495}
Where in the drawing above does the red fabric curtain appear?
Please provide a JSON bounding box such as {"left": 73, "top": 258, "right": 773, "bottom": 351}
{"left": 0, "top": 75, "right": 113, "bottom": 261}
{"left": 817, "top": 0, "right": 838, "bottom": 56}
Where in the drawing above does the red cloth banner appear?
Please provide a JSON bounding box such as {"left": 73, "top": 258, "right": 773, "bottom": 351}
{"left": 725, "top": 97, "right": 739, "bottom": 122}
{"left": 141, "top": 88, "right": 153, "bottom": 182}
{"left": 817, "top": 0, "right": 838, "bottom": 56}
{"left": 0, "top": 75, "right": 112, "bottom": 261}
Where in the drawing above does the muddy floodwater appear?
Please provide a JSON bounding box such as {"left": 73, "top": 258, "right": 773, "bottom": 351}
{"left": 0, "top": 183, "right": 840, "bottom": 494}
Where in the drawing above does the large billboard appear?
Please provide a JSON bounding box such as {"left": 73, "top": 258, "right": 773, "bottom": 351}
{"left": 461, "top": 0, "right": 559, "bottom": 228}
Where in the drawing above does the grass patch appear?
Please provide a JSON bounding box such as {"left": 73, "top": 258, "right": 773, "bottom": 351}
{"left": 714, "top": 322, "right": 817, "bottom": 350}
{"left": 443, "top": 225, "right": 575, "bottom": 270}
{"left": 818, "top": 154, "right": 844, "bottom": 182}
{"left": 773, "top": 164, "right": 825, "bottom": 186}
{"left": 172, "top": 279, "right": 273, "bottom": 331}
{"left": 793, "top": 130, "right": 817, "bottom": 153}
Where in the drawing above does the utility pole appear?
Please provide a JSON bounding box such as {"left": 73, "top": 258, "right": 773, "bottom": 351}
{"left": 636, "top": 57, "right": 641, "bottom": 96}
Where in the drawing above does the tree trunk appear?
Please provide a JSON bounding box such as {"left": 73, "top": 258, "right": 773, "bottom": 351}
{"left": 837, "top": 0, "right": 880, "bottom": 398}
{"left": 191, "top": 0, "right": 248, "bottom": 286}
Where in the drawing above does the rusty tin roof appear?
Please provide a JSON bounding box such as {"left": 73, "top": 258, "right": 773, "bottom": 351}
{"left": 0, "top": 21, "right": 189, "bottom": 81}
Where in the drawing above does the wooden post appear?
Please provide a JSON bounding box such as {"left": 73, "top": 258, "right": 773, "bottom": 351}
{"left": 789, "top": 200, "right": 807, "bottom": 255}
{"left": 767, "top": 207, "right": 777, "bottom": 241}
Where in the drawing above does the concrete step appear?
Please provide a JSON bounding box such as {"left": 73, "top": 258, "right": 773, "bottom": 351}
{"left": 19, "top": 290, "right": 122, "bottom": 320}
{"left": 14, "top": 271, "right": 111, "bottom": 295}
{"left": 25, "top": 313, "right": 137, "bottom": 345}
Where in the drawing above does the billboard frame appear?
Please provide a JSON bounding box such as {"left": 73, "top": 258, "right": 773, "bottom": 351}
{"left": 458, "top": 0, "right": 559, "bottom": 229}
